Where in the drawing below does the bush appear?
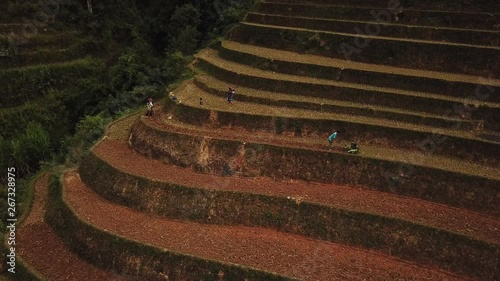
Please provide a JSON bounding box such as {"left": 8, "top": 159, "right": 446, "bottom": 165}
{"left": 171, "top": 25, "right": 200, "bottom": 55}
{"left": 10, "top": 122, "right": 52, "bottom": 175}
{"left": 64, "top": 114, "right": 111, "bottom": 165}
{"left": 162, "top": 50, "right": 191, "bottom": 82}
{"left": 168, "top": 4, "right": 201, "bottom": 55}
{"left": 168, "top": 4, "right": 201, "bottom": 39}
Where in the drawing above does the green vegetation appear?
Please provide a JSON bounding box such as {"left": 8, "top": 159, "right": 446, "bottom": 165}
{"left": 2, "top": 0, "right": 498, "bottom": 279}
{"left": 63, "top": 114, "right": 111, "bottom": 165}
{"left": 0, "top": 0, "right": 257, "bottom": 236}
{"left": 0, "top": 58, "right": 99, "bottom": 108}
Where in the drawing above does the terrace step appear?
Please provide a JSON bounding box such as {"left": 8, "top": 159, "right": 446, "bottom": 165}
{"left": 0, "top": 23, "right": 58, "bottom": 36}
{"left": 245, "top": 13, "right": 500, "bottom": 46}
{"left": 0, "top": 46, "right": 84, "bottom": 69}
{"left": 80, "top": 112, "right": 499, "bottom": 280}
{"left": 194, "top": 74, "right": 479, "bottom": 131}
{"left": 0, "top": 31, "right": 81, "bottom": 54}
{"left": 266, "top": 0, "right": 500, "bottom": 13}
{"left": 161, "top": 97, "right": 500, "bottom": 177}
{"left": 0, "top": 91, "right": 76, "bottom": 140}
{"left": 90, "top": 115, "right": 500, "bottom": 245}
{"left": 128, "top": 103, "right": 500, "bottom": 218}
{"left": 256, "top": 2, "right": 500, "bottom": 30}
{"left": 195, "top": 48, "right": 500, "bottom": 130}
{"left": 184, "top": 77, "right": 479, "bottom": 139}
{"left": 228, "top": 22, "right": 500, "bottom": 76}
{"left": 169, "top": 80, "right": 500, "bottom": 166}
{"left": 17, "top": 173, "right": 128, "bottom": 281}
{"left": 0, "top": 58, "right": 100, "bottom": 108}
{"left": 217, "top": 40, "right": 500, "bottom": 104}
{"left": 57, "top": 169, "right": 476, "bottom": 281}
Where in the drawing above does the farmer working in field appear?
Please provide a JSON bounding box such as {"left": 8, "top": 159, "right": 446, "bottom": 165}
{"left": 328, "top": 131, "right": 338, "bottom": 149}
{"left": 146, "top": 98, "right": 154, "bottom": 116}
{"left": 347, "top": 142, "right": 359, "bottom": 154}
{"left": 227, "top": 87, "right": 235, "bottom": 104}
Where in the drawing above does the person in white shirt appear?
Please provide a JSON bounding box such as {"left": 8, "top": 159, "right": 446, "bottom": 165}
{"left": 146, "top": 98, "right": 154, "bottom": 116}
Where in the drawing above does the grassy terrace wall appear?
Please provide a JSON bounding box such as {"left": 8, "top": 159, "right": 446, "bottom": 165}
{"left": 163, "top": 99, "right": 499, "bottom": 166}
{"left": 0, "top": 35, "right": 12, "bottom": 54}
{"left": 194, "top": 78, "right": 481, "bottom": 131}
{"left": 0, "top": 39, "right": 95, "bottom": 68}
{"left": 129, "top": 119, "right": 500, "bottom": 215}
{"left": 216, "top": 43, "right": 500, "bottom": 103}
{"left": 228, "top": 24, "right": 500, "bottom": 76}
{"left": 245, "top": 13, "right": 499, "bottom": 46}
{"left": 195, "top": 58, "right": 500, "bottom": 129}
{"left": 255, "top": 2, "right": 500, "bottom": 30}
{"left": 12, "top": 33, "right": 79, "bottom": 52}
{"left": 0, "top": 96, "right": 71, "bottom": 139}
{"left": 0, "top": 58, "right": 99, "bottom": 108}
{"left": 46, "top": 175, "right": 292, "bottom": 281}
{"left": 80, "top": 152, "right": 500, "bottom": 280}
{"left": 270, "top": 0, "right": 500, "bottom": 13}
{"left": 0, "top": 32, "right": 78, "bottom": 56}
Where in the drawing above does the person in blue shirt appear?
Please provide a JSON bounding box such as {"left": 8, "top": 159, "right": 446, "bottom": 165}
{"left": 328, "top": 131, "right": 338, "bottom": 149}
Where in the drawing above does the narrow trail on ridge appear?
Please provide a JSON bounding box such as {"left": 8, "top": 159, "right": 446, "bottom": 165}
{"left": 17, "top": 173, "right": 130, "bottom": 281}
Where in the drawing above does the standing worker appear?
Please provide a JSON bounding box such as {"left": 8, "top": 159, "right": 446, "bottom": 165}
{"left": 328, "top": 131, "right": 338, "bottom": 150}
{"left": 227, "top": 87, "right": 235, "bottom": 104}
{"left": 146, "top": 98, "right": 154, "bottom": 116}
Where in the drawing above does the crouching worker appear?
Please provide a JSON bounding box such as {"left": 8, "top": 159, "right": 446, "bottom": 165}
{"left": 347, "top": 142, "right": 359, "bottom": 154}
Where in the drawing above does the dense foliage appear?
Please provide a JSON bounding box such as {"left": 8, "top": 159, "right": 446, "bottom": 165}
{"left": 0, "top": 0, "right": 256, "bottom": 233}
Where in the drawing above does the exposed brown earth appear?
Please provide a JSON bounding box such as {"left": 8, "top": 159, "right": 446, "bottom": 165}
{"left": 97, "top": 114, "right": 500, "bottom": 244}
{"left": 63, "top": 170, "right": 469, "bottom": 281}
{"left": 13, "top": 0, "right": 500, "bottom": 279}
{"left": 17, "top": 174, "right": 129, "bottom": 281}
{"left": 151, "top": 99, "right": 500, "bottom": 183}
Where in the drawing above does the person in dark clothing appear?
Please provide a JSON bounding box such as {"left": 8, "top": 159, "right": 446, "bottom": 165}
{"left": 227, "top": 87, "right": 235, "bottom": 103}
{"left": 347, "top": 142, "right": 359, "bottom": 154}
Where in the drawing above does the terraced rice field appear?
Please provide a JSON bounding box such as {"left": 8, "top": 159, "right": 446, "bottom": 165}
{"left": 15, "top": 0, "right": 500, "bottom": 280}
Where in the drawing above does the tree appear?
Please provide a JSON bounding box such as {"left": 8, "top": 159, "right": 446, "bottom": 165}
{"left": 87, "top": 0, "right": 93, "bottom": 14}
{"left": 167, "top": 4, "right": 201, "bottom": 54}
